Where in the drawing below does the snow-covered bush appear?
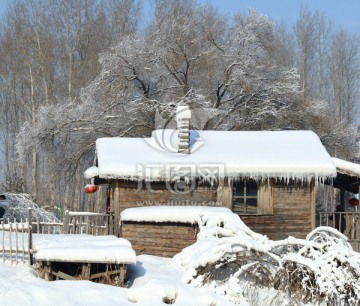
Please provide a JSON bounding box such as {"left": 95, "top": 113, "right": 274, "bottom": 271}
{"left": 173, "top": 210, "right": 360, "bottom": 305}
{"left": 275, "top": 227, "right": 360, "bottom": 305}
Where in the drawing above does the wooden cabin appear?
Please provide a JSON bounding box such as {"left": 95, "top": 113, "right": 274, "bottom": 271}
{"left": 85, "top": 106, "right": 338, "bottom": 255}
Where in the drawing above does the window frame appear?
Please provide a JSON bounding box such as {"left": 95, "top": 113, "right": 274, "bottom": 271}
{"left": 231, "top": 179, "right": 274, "bottom": 215}
{"left": 232, "top": 180, "right": 258, "bottom": 215}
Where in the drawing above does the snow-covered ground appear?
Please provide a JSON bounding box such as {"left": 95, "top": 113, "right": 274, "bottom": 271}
{"left": 1, "top": 207, "right": 360, "bottom": 305}
{"left": 0, "top": 254, "right": 235, "bottom": 306}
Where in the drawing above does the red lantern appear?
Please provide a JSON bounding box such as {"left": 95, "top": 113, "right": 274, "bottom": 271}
{"left": 348, "top": 197, "right": 359, "bottom": 206}
{"left": 84, "top": 184, "right": 98, "bottom": 194}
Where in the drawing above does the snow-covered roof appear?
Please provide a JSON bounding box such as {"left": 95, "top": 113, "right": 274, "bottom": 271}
{"left": 121, "top": 206, "right": 240, "bottom": 225}
{"left": 34, "top": 235, "right": 136, "bottom": 264}
{"left": 332, "top": 157, "right": 360, "bottom": 177}
{"left": 84, "top": 129, "right": 336, "bottom": 183}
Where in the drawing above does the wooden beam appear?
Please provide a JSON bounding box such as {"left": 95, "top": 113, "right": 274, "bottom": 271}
{"left": 52, "top": 270, "right": 78, "bottom": 281}
{"left": 112, "top": 181, "right": 121, "bottom": 237}
{"left": 340, "top": 188, "right": 345, "bottom": 207}
{"left": 82, "top": 263, "right": 91, "bottom": 279}
{"left": 310, "top": 178, "right": 316, "bottom": 230}
{"left": 90, "top": 267, "right": 124, "bottom": 280}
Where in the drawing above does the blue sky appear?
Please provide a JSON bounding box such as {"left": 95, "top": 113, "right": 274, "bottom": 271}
{"left": 0, "top": 0, "right": 7, "bottom": 14}
{"left": 196, "top": 0, "right": 360, "bottom": 34}
{"left": 0, "top": 1, "right": 359, "bottom": 35}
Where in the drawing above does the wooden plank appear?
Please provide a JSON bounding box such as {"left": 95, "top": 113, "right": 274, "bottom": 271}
{"left": 124, "top": 235, "right": 195, "bottom": 242}
{"left": 44, "top": 262, "right": 52, "bottom": 281}
{"left": 126, "top": 238, "right": 195, "bottom": 248}
{"left": 131, "top": 244, "right": 186, "bottom": 252}
{"left": 52, "top": 270, "right": 78, "bottom": 281}
{"left": 90, "top": 267, "right": 124, "bottom": 280}
{"left": 113, "top": 181, "right": 121, "bottom": 237}
{"left": 310, "top": 178, "right": 316, "bottom": 230}
{"left": 258, "top": 180, "right": 274, "bottom": 215}
{"left": 122, "top": 226, "right": 197, "bottom": 235}
{"left": 122, "top": 222, "right": 197, "bottom": 230}
{"left": 216, "top": 181, "right": 232, "bottom": 209}
{"left": 82, "top": 263, "right": 91, "bottom": 279}
{"left": 2, "top": 222, "right": 5, "bottom": 263}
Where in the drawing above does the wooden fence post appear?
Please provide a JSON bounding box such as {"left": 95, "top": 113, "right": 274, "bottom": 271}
{"left": 9, "top": 222, "right": 12, "bottom": 264}
{"left": 27, "top": 208, "right": 33, "bottom": 265}
{"left": 86, "top": 217, "right": 90, "bottom": 235}
{"left": 63, "top": 210, "right": 70, "bottom": 234}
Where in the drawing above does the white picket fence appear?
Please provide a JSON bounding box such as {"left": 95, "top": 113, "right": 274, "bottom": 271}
{"left": 0, "top": 209, "right": 114, "bottom": 265}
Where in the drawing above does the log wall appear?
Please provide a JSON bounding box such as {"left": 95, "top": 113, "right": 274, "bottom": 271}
{"left": 112, "top": 180, "right": 315, "bottom": 251}
{"left": 240, "top": 182, "right": 315, "bottom": 240}
{"left": 111, "top": 180, "right": 218, "bottom": 235}
{"left": 121, "top": 222, "right": 198, "bottom": 257}
{"left": 118, "top": 181, "right": 219, "bottom": 210}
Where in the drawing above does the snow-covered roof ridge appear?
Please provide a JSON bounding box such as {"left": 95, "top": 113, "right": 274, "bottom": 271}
{"left": 85, "top": 129, "right": 337, "bottom": 182}
{"left": 332, "top": 157, "right": 360, "bottom": 177}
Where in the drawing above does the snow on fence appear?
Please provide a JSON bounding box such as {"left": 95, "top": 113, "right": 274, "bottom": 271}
{"left": 319, "top": 212, "right": 360, "bottom": 251}
{"left": 24, "top": 210, "right": 114, "bottom": 235}
{"left": 1, "top": 209, "right": 114, "bottom": 265}
{"left": 62, "top": 211, "right": 114, "bottom": 235}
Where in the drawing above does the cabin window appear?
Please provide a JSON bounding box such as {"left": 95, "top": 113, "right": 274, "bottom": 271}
{"left": 232, "top": 179, "right": 273, "bottom": 215}
{"left": 232, "top": 180, "right": 258, "bottom": 214}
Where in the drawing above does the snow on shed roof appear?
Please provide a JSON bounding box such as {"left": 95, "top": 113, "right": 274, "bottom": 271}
{"left": 121, "top": 206, "right": 234, "bottom": 225}
{"left": 84, "top": 129, "right": 336, "bottom": 182}
{"left": 332, "top": 157, "right": 360, "bottom": 177}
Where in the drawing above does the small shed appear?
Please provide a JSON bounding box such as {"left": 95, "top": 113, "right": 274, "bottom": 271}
{"left": 85, "top": 106, "right": 337, "bottom": 252}
{"left": 120, "top": 206, "right": 204, "bottom": 257}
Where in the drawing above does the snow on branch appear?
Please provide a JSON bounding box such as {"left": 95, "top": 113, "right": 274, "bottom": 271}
{"left": 15, "top": 8, "right": 355, "bottom": 181}
{"left": 2, "top": 193, "right": 59, "bottom": 223}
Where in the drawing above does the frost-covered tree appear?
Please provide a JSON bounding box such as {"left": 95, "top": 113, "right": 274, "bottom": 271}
{"left": 18, "top": 9, "right": 299, "bottom": 162}
{"left": 2, "top": 193, "right": 58, "bottom": 223}
{"left": 15, "top": 2, "right": 356, "bottom": 210}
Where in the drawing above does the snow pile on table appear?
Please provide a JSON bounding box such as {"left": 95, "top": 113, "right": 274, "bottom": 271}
{"left": 33, "top": 235, "right": 136, "bottom": 264}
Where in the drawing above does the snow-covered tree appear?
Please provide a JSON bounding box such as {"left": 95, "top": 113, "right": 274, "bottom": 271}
{"left": 2, "top": 193, "right": 58, "bottom": 223}
{"left": 16, "top": 3, "right": 355, "bottom": 208}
